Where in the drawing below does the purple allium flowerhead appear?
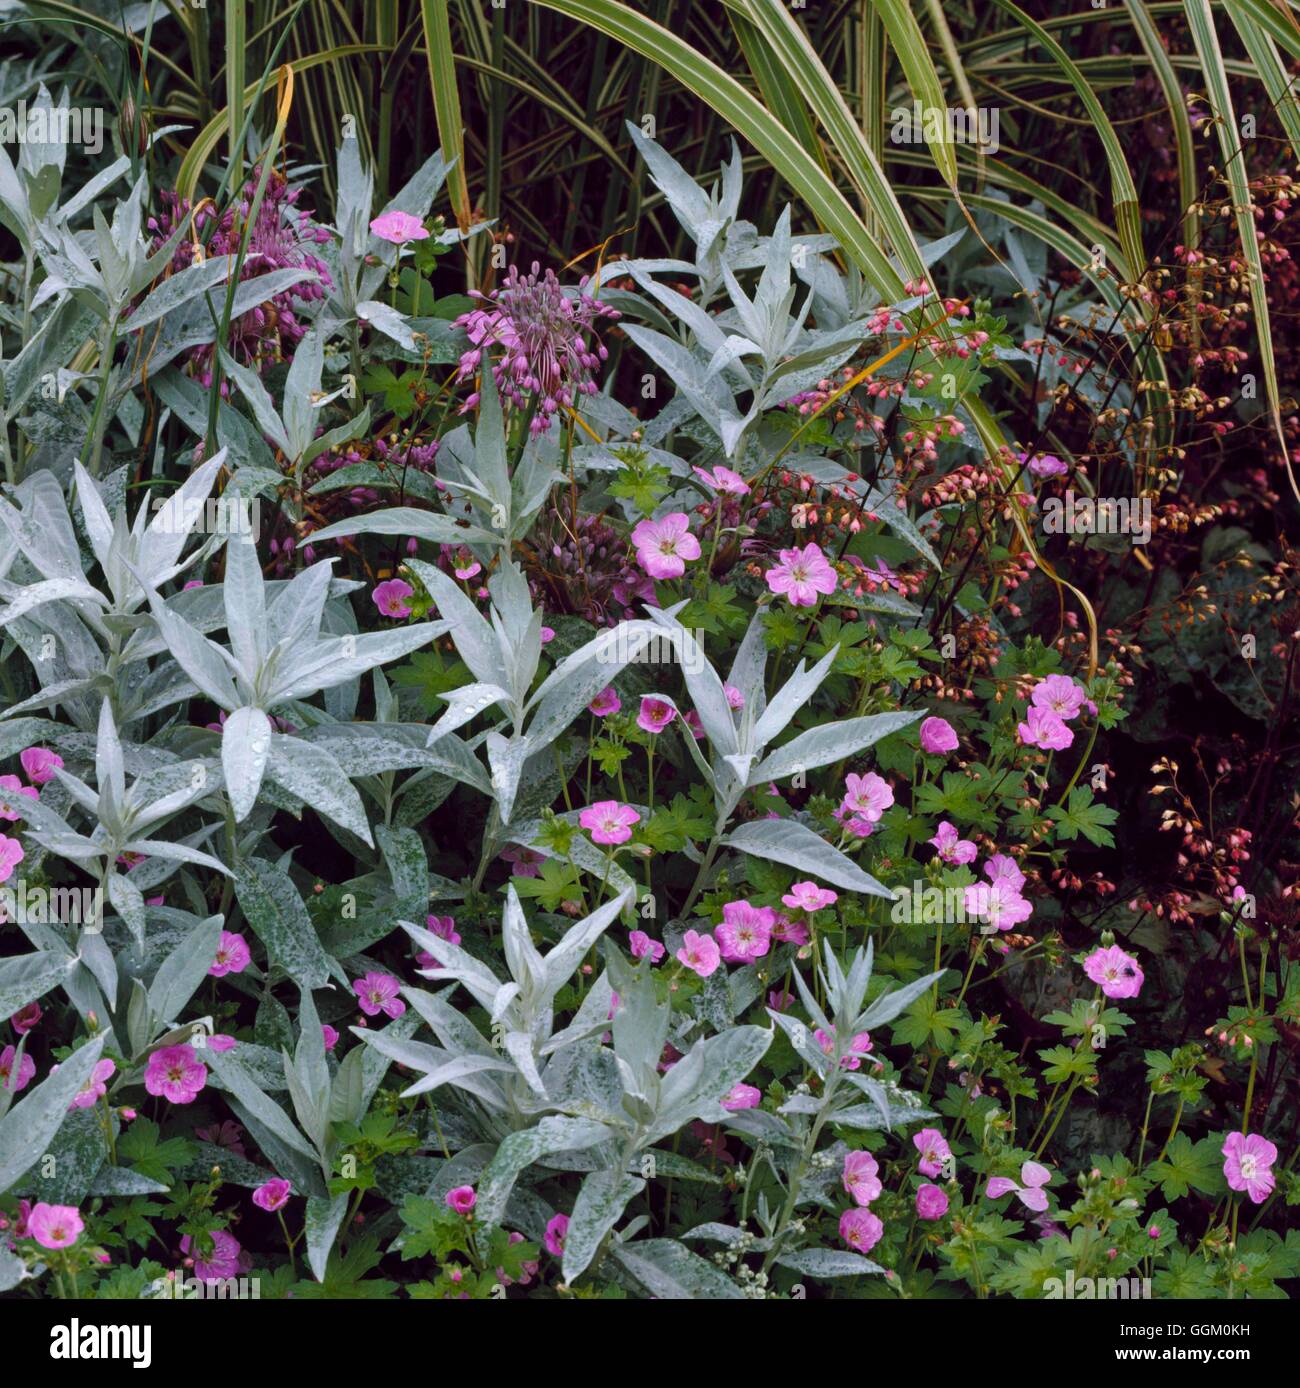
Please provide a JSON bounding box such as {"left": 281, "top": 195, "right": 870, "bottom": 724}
{"left": 144, "top": 1045, "right": 208, "bottom": 1105}
{"left": 454, "top": 262, "right": 620, "bottom": 434}
{"left": 1221, "top": 1132, "right": 1277, "bottom": 1203}
{"left": 765, "top": 542, "right": 837, "bottom": 606}
{"left": 146, "top": 169, "right": 332, "bottom": 378}
{"left": 1083, "top": 944, "right": 1144, "bottom": 999}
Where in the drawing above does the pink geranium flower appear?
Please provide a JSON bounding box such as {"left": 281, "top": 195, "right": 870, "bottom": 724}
{"left": 986, "top": 1160, "right": 1053, "bottom": 1212}
{"left": 637, "top": 697, "right": 676, "bottom": 735}
{"left": 10, "top": 1001, "right": 41, "bottom": 1034}
{"left": 588, "top": 686, "right": 621, "bottom": 717}
{"left": 445, "top": 1185, "right": 477, "bottom": 1216}
{"left": 544, "top": 1213, "right": 569, "bottom": 1256}
{"left": 693, "top": 465, "right": 750, "bottom": 495}
{"left": 913, "top": 1128, "right": 951, "bottom": 1178}
{"left": 0, "top": 833, "right": 27, "bottom": 882}
{"left": 1019, "top": 451, "right": 1069, "bottom": 478}
{"left": 181, "top": 1230, "right": 244, "bottom": 1281}
{"left": 579, "top": 800, "right": 640, "bottom": 845}
{"left": 209, "top": 931, "right": 251, "bottom": 977}
{"left": 1221, "top": 1132, "right": 1277, "bottom": 1204}
{"left": 1083, "top": 944, "right": 1144, "bottom": 999}
{"left": 252, "top": 1178, "right": 293, "bottom": 1212}
{"left": 208, "top": 1034, "right": 237, "bottom": 1053}
{"left": 69, "top": 1058, "right": 115, "bottom": 1110}
{"left": 781, "top": 881, "right": 838, "bottom": 913}
{"left": 500, "top": 844, "right": 544, "bottom": 877}
{"left": 715, "top": 901, "right": 773, "bottom": 963}
{"left": 369, "top": 210, "right": 429, "bottom": 244}
{"left": 723, "top": 684, "right": 745, "bottom": 710}
{"left": 676, "top": 929, "right": 720, "bottom": 978}
{"left": 27, "top": 1203, "right": 83, "bottom": 1250}
{"left": 840, "top": 771, "right": 893, "bottom": 823}
{"left": 839, "top": 1207, "right": 884, "bottom": 1254}
{"left": 195, "top": 1120, "right": 247, "bottom": 1156}
{"left": 321, "top": 1025, "right": 339, "bottom": 1051}
{"left": 353, "top": 972, "right": 406, "bottom": 1019}
{"left": 0, "top": 774, "right": 38, "bottom": 821}
{"left": 984, "top": 854, "right": 1025, "bottom": 891}
{"left": 1017, "top": 705, "right": 1073, "bottom": 751}
{"left": 0, "top": 1044, "right": 36, "bottom": 1094}
{"left": 765, "top": 542, "right": 837, "bottom": 607}
{"left": 19, "top": 746, "right": 63, "bottom": 784}
{"left": 372, "top": 578, "right": 414, "bottom": 618}
{"left": 816, "top": 1028, "right": 875, "bottom": 1071}
{"left": 771, "top": 913, "right": 809, "bottom": 946}
{"left": 721, "top": 1083, "right": 762, "bottom": 1111}
{"left": 963, "top": 879, "right": 1033, "bottom": 931}
{"left": 144, "top": 1045, "right": 208, "bottom": 1104}
{"left": 629, "top": 930, "right": 665, "bottom": 963}
{"left": 929, "top": 821, "right": 976, "bottom": 865}
{"left": 919, "top": 717, "right": 959, "bottom": 755}
{"left": 842, "top": 1150, "right": 882, "bottom": 1206}
{"left": 630, "top": 513, "right": 700, "bottom": 580}
{"left": 916, "top": 1184, "right": 949, "bottom": 1220}
{"left": 1030, "top": 674, "right": 1086, "bottom": 721}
